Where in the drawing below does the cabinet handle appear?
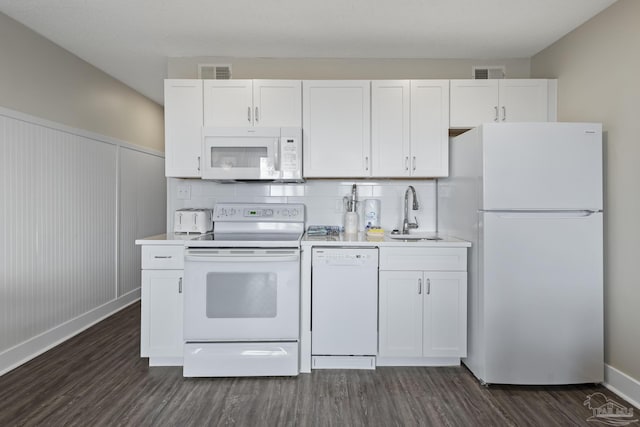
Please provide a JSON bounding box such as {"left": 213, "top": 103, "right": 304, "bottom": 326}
{"left": 197, "top": 156, "right": 200, "bottom": 172}
{"left": 502, "top": 106, "right": 506, "bottom": 122}
{"left": 494, "top": 106, "right": 499, "bottom": 122}
{"left": 247, "top": 106, "right": 251, "bottom": 123}
{"left": 178, "top": 277, "right": 183, "bottom": 294}
{"left": 405, "top": 156, "right": 409, "bottom": 171}
{"left": 418, "top": 278, "right": 422, "bottom": 294}
{"left": 365, "top": 156, "right": 369, "bottom": 171}
{"left": 255, "top": 106, "right": 259, "bottom": 122}
{"left": 412, "top": 156, "right": 416, "bottom": 172}
{"left": 154, "top": 255, "right": 172, "bottom": 259}
{"left": 426, "top": 278, "right": 431, "bottom": 295}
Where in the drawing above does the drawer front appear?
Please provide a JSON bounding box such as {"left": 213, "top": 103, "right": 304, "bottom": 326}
{"left": 379, "top": 247, "right": 466, "bottom": 271}
{"left": 142, "top": 245, "right": 185, "bottom": 269}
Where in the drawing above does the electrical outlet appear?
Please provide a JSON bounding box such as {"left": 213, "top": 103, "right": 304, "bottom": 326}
{"left": 177, "top": 184, "right": 191, "bottom": 200}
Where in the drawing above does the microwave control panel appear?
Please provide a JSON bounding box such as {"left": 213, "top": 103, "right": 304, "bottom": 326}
{"left": 280, "top": 135, "right": 301, "bottom": 180}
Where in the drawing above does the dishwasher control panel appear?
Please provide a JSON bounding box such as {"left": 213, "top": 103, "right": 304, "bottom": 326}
{"left": 312, "top": 248, "right": 379, "bottom": 266}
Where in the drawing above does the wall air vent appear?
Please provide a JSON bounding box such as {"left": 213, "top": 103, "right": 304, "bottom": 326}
{"left": 473, "top": 66, "right": 506, "bottom": 79}
{"left": 198, "top": 64, "right": 232, "bottom": 79}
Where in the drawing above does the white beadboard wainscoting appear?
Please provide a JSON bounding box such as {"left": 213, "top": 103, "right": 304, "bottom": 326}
{"left": 0, "top": 107, "right": 165, "bottom": 375}
{"left": 167, "top": 178, "right": 437, "bottom": 233}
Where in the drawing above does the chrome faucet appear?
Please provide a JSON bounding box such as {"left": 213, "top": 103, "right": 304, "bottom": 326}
{"left": 402, "top": 185, "right": 419, "bottom": 234}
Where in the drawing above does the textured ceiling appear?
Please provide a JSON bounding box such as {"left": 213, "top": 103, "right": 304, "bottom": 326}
{"left": 0, "top": 0, "right": 618, "bottom": 104}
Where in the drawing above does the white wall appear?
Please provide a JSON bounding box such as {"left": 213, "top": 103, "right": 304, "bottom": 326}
{"left": 0, "top": 12, "right": 164, "bottom": 152}
{"left": 532, "top": 0, "right": 640, "bottom": 398}
{"left": 0, "top": 12, "right": 167, "bottom": 375}
{"left": 168, "top": 178, "right": 436, "bottom": 234}
{"left": 0, "top": 108, "right": 166, "bottom": 375}
{"left": 168, "top": 57, "right": 532, "bottom": 80}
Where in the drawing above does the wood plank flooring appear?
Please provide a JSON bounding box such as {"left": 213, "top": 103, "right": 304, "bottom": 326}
{"left": 0, "top": 302, "right": 635, "bottom": 426}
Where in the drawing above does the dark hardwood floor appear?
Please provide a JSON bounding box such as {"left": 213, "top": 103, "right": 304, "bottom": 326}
{"left": 0, "top": 303, "right": 635, "bottom": 426}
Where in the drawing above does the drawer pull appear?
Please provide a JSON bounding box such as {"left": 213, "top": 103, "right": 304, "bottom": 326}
{"left": 154, "top": 255, "right": 172, "bottom": 259}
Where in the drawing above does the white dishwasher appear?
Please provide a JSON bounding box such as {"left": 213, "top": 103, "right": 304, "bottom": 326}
{"left": 311, "top": 247, "right": 379, "bottom": 369}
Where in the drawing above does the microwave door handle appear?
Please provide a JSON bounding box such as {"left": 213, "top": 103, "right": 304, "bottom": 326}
{"left": 274, "top": 139, "right": 281, "bottom": 172}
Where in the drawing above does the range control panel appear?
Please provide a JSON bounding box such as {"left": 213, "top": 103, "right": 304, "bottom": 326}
{"left": 213, "top": 203, "right": 305, "bottom": 222}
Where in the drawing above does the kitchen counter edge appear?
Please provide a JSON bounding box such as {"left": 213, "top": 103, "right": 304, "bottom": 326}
{"left": 301, "top": 232, "right": 471, "bottom": 247}
{"left": 135, "top": 233, "right": 196, "bottom": 245}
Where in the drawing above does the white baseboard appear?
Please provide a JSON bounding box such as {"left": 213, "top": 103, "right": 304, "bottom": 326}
{"left": 604, "top": 363, "right": 640, "bottom": 409}
{"left": 0, "top": 290, "right": 140, "bottom": 377}
{"left": 376, "top": 357, "right": 461, "bottom": 367}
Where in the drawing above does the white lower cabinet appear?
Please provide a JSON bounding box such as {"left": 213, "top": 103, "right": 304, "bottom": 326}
{"left": 378, "top": 247, "right": 467, "bottom": 364}
{"left": 140, "top": 245, "right": 184, "bottom": 366}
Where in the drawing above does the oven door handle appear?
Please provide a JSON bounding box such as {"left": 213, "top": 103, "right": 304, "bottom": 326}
{"left": 185, "top": 252, "right": 299, "bottom": 263}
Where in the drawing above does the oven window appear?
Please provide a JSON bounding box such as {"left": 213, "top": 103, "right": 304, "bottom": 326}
{"left": 205, "top": 272, "right": 277, "bottom": 318}
{"left": 210, "top": 147, "right": 268, "bottom": 169}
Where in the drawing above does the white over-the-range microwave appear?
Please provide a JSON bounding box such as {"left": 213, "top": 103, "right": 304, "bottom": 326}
{"left": 202, "top": 127, "right": 302, "bottom": 182}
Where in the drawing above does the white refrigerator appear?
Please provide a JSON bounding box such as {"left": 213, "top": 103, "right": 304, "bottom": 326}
{"left": 438, "top": 122, "right": 603, "bottom": 385}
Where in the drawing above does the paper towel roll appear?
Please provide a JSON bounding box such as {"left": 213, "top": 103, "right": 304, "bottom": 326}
{"left": 364, "top": 199, "right": 380, "bottom": 228}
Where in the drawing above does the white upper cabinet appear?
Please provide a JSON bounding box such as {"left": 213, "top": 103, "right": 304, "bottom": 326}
{"left": 203, "top": 80, "right": 252, "bottom": 127}
{"left": 372, "top": 80, "right": 449, "bottom": 177}
{"left": 449, "top": 80, "right": 499, "bottom": 128}
{"left": 164, "top": 79, "right": 203, "bottom": 178}
{"left": 253, "top": 80, "right": 302, "bottom": 127}
{"left": 371, "top": 80, "right": 410, "bottom": 177}
{"left": 499, "top": 79, "right": 551, "bottom": 123}
{"left": 203, "top": 79, "right": 301, "bottom": 127}
{"left": 450, "top": 79, "right": 555, "bottom": 128}
{"left": 409, "top": 80, "right": 450, "bottom": 177}
{"left": 303, "top": 80, "right": 371, "bottom": 178}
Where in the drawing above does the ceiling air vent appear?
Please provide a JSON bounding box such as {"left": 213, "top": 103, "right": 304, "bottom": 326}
{"left": 198, "top": 64, "right": 232, "bottom": 79}
{"left": 473, "top": 66, "right": 505, "bottom": 79}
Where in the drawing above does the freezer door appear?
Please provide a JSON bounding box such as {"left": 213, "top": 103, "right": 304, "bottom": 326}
{"left": 482, "top": 211, "right": 603, "bottom": 385}
{"left": 482, "top": 123, "right": 602, "bottom": 210}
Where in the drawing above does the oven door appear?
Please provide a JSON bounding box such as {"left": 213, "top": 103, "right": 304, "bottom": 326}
{"left": 183, "top": 248, "right": 300, "bottom": 341}
{"left": 202, "top": 128, "right": 282, "bottom": 180}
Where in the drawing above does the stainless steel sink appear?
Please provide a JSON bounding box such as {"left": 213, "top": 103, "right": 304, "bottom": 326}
{"left": 389, "top": 233, "right": 442, "bottom": 241}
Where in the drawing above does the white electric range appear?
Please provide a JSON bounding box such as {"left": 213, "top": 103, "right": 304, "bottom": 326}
{"left": 182, "top": 203, "right": 305, "bottom": 377}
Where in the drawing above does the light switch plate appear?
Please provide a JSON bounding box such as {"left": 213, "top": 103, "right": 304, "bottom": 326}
{"left": 177, "top": 184, "right": 191, "bottom": 200}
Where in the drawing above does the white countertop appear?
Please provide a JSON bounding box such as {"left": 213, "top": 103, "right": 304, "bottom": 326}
{"left": 135, "top": 233, "right": 200, "bottom": 245}
{"left": 301, "top": 232, "right": 471, "bottom": 247}
{"left": 136, "top": 231, "right": 471, "bottom": 248}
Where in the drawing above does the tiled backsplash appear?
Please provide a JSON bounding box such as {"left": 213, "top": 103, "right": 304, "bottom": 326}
{"left": 167, "top": 178, "right": 437, "bottom": 233}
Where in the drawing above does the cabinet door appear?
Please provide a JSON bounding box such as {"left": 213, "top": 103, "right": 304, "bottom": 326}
{"left": 141, "top": 270, "right": 183, "bottom": 358}
{"left": 410, "top": 80, "right": 450, "bottom": 177}
{"left": 422, "top": 272, "right": 467, "bottom": 358}
{"left": 203, "top": 80, "right": 253, "bottom": 126}
{"left": 499, "top": 79, "right": 549, "bottom": 123}
{"left": 303, "top": 80, "right": 371, "bottom": 177}
{"left": 371, "top": 80, "right": 410, "bottom": 177}
{"left": 378, "top": 271, "right": 423, "bottom": 357}
{"left": 253, "top": 80, "right": 302, "bottom": 127}
{"left": 164, "top": 79, "right": 203, "bottom": 177}
{"left": 449, "top": 80, "right": 499, "bottom": 128}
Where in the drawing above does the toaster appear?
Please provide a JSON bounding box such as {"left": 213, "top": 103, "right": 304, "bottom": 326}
{"left": 174, "top": 209, "right": 213, "bottom": 233}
